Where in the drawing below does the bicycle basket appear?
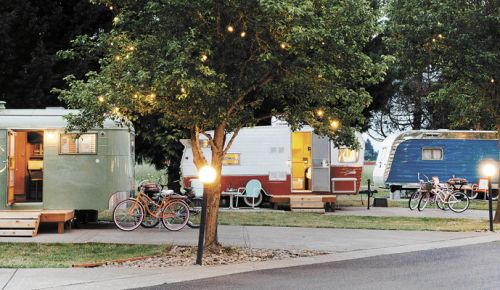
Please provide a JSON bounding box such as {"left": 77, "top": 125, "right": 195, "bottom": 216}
{"left": 422, "top": 182, "right": 434, "bottom": 191}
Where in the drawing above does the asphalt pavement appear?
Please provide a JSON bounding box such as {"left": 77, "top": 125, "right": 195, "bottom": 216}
{"left": 142, "top": 241, "right": 500, "bottom": 290}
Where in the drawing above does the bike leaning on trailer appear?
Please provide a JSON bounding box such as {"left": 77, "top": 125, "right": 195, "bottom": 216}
{"left": 416, "top": 175, "right": 470, "bottom": 213}
{"left": 113, "top": 183, "right": 190, "bottom": 231}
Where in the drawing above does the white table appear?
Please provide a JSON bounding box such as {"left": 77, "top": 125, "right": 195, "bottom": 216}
{"left": 221, "top": 191, "right": 241, "bottom": 209}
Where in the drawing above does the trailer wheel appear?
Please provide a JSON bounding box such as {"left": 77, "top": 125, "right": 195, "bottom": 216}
{"left": 243, "top": 191, "right": 264, "bottom": 207}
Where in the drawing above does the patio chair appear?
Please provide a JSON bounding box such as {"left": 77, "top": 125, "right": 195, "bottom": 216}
{"left": 237, "top": 179, "right": 262, "bottom": 208}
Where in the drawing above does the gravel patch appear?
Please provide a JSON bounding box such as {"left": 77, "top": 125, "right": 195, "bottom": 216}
{"left": 101, "top": 246, "right": 327, "bottom": 268}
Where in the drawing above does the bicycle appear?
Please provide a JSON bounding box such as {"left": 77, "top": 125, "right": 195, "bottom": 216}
{"left": 409, "top": 174, "right": 433, "bottom": 210}
{"left": 417, "top": 176, "right": 470, "bottom": 213}
{"left": 113, "top": 187, "right": 190, "bottom": 231}
{"left": 138, "top": 179, "right": 201, "bottom": 229}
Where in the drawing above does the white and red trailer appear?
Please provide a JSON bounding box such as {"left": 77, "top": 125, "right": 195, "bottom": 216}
{"left": 181, "top": 121, "right": 364, "bottom": 207}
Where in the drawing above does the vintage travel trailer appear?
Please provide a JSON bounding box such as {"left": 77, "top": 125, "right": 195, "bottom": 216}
{"left": 373, "top": 130, "right": 499, "bottom": 191}
{"left": 181, "top": 121, "right": 365, "bottom": 206}
{"left": 0, "top": 102, "right": 135, "bottom": 216}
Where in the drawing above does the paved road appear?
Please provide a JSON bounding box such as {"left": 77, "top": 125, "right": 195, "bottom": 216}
{"left": 142, "top": 241, "right": 500, "bottom": 290}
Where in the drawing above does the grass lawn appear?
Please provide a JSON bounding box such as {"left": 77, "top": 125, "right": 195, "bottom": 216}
{"left": 217, "top": 211, "right": 497, "bottom": 232}
{"left": 0, "top": 243, "right": 170, "bottom": 268}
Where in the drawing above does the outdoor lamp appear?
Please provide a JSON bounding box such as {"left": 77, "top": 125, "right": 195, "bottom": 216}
{"left": 198, "top": 165, "right": 216, "bottom": 184}
{"left": 479, "top": 159, "right": 498, "bottom": 232}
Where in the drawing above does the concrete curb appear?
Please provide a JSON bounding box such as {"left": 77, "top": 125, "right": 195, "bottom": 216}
{"left": 3, "top": 232, "right": 499, "bottom": 290}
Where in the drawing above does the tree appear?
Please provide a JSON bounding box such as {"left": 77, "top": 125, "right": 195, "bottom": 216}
{"left": 56, "top": 0, "right": 386, "bottom": 250}
{"left": 0, "top": 0, "right": 187, "bottom": 178}
{"left": 385, "top": 0, "right": 499, "bottom": 221}
{"left": 364, "top": 138, "right": 378, "bottom": 161}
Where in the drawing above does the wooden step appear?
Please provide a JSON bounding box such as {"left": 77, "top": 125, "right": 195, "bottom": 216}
{"left": 0, "top": 211, "right": 41, "bottom": 237}
{"left": 290, "top": 208, "right": 326, "bottom": 213}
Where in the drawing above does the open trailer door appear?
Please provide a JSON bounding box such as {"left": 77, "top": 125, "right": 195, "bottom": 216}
{"left": 311, "top": 134, "right": 331, "bottom": 192}
{"left": 0, "top": 131, "right": 8, "bottom": 205}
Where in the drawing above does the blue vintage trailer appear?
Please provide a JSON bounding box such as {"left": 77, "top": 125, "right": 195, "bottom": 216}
{"left": 373, "top": 130, "right": 499, "bottom": 192}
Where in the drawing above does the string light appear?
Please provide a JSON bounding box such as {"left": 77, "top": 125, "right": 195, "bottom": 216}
{"left": 109, "top": 6, "right": 113, "bottom": 10}
{"left": 125, "top": 53, "right": 130, "bottom": 59}
{"left": 181, "top": 87, "right": 186, "bottom": 94}
{"left": 113, "top": 107, "right": 120, "bottom": 114}
{"left": 330, "top": 119, "right": 340, "bottom": 130}
{"left": 114, "top": 55, "right": 121, "bottom": 61}
{"left": 438, "top": 34, "right": 443, "bottom": 39}
{"left": 133, "top": 93, "right": 139, "bottom": 99}
{"left": 316, "top": 109, "right": 324, "bottom": 117}
{"left": 227, "top": 25, "right": 234, "bottom": 33}
{"left": 98, "top": 96, "right": 105, "bottom": 102}
{"left": 280, "top": 43, "right": 287, "bottom": 49}
{"left": 491, "top": 78, "right": 495, "bottom": 83}
{"left": 200, "top": 54, "right": 208, "bottom": 62}
{"left": 149, "top": 93, "right": 156, "bottom": 100}
{"left": 113, "top": 16, "right": 120, "bottom": 24}
{"left": 432, "top": 38, "right": 436, "bottom": 43}
{"left": 240, "top": 31, "right": 246, "bottom": 38}
{"left": 128, "top": 46, "right": 135, "bottom": 51}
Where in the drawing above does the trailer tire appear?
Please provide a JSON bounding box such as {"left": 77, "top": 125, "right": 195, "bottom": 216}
{"left": 243, "top": 191, "right": 264, "bottom": 207}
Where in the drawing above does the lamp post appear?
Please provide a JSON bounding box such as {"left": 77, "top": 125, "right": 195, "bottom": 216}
{"left": 196, "top": 165, "right": 216, "bottom": 265}
{"left": 480, "top": 160, "right": 497, "bottom": 232}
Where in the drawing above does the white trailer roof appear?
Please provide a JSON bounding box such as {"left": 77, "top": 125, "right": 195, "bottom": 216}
{"left": 0, "top": 108, "right": 124, "bottom": 130}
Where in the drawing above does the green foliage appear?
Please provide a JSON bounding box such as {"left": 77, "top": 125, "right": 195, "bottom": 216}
{"left": 384, "top": 0, "right": 498, "bottom": 131}
{"left": 56, "top": 0, "right": 386, "bottom": 148}
{"left": 364, "top": 139, "right": 378, "bottom": 161}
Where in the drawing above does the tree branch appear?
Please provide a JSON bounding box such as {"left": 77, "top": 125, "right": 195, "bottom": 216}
{"left": 223, "top": 125, "right": 243, "bottom": 156}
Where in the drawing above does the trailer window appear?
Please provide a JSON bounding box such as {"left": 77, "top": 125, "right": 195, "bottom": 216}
{"left": 60, "top": 134, "right": 97, "bottom": 154}
{"left": 338, "top": 148, "right": 359, "bottom": 163}
{"left": 223, "top": 153, "right": 240, "bottom": 165}
{"left": 422, "top": 148, "right": 443, "bottom": 160}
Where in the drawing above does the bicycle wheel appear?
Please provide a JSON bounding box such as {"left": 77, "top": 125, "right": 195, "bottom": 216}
{"left": 436, "top": 190, "right": 450, "bottom": 211}
{"left": 417, "top": 192, "right": 430, "bottom": 211}
{"left": 140, "top": 201, "right": 160, "bottom": 228}
{"left": 448, "top": 191, "right": 470, "bottom": 213}
{"left": 161, "top": 200, "right": 189, "bottom": 231}
{"left": 187, "top": 198, "right": 201, "bottom": 229}
{"left": 113, "top": 199, "right": 144, "bottom": 231}
{"left": 408, "top": 190, "right": 422, "bottom": 210}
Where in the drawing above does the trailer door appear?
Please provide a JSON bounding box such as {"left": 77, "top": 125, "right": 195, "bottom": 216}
{"left": 311, "top": 134, "right": 331, "bottom": 192}
{"left": 0, "top": 131, "right": 7, "bottom": 205}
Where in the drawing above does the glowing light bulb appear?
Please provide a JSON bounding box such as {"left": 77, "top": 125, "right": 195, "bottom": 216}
{"left": 438, "top": 34, "right": 443, "bottom": 38}
{"left": 280, "top": 43, "right": 287, "bottom": 49}
{"left": 133, "top": 93, "right": 139, "bottom": 99}
{"left": 200, "top": 54, "right": 208, "bottom": 62}
{"left": 432, "top": 38, "right": 436, "bottom": 43}
{"left": 114, "top": 55, "right": 121, "bottom": 61}
{"left": 181, "top": 87, "right": 186, "bottom": 94}
{"left": 150, "top": 93, "right": 156, "bottom": 100}
{"left": 199, "top": 166, "right": 217, "bottom": 183}
{"left": 240, "top": 31, "right": 246, "bottom": 38}
{"left": 330, "top": 119, "right": 340, "bottom": 130}
{"left": 316, "top": 109, "right": 324, "bottom": 117}
{"left": 109, "top": 6, "right": 113, "bottom": 10}
{"left": 128, "top": 46, "right": 135, "bottom": 51}
{"left": 491, "top": 78, "right": 495, "bottom": 83}
{"left": 227, "top": 25, "right": 234, "bottom": 33}
{"left": 113, "top": 107, "right": 120, "bottom": 114}
{"left": 98, "top": 96, "right": 105, "bottom": 102}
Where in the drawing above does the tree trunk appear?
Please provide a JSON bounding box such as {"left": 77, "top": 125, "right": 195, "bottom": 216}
{"left": 189, "top": 124, "right": 226, "bottom": 251}
{"left": 494, "top": 115, "right": 500, "bottom": 223}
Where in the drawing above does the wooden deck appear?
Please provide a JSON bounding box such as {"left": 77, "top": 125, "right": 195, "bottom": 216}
{"left": 0, "top": 210, "right": 74, "bottom": 237}
{"left": 270, "top": 195, "right": 337, "bottom": 212}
